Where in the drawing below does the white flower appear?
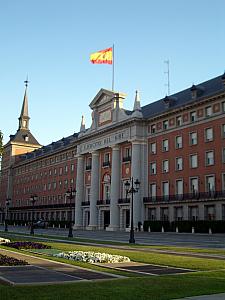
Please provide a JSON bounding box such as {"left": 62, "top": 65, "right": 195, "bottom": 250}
{"left": 0, "top": 237, "right": 11, "bottom": 244}
{"left": 53, "top": 250, "right": 130, "bottom": 264}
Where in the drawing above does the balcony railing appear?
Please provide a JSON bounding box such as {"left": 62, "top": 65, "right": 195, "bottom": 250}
{"left": 9, "top": 202, "right": 75, "bottom": 211}
{"left": 97, "top": 199, "right": 110, "bottom": 205}
{"left": 122, "top": 156, "right": 131, "bottom": 163}
{"left": 81, "top": 201, "right": 90, "bottom": 206}
{"left": 118, "top": 198, "right": 130, "bottom": 204}
{"left": 102, "top": 161, "right": 111, "bottom": 167}
{"left": 143, "top": 191, "right": 225, "bottom": 203}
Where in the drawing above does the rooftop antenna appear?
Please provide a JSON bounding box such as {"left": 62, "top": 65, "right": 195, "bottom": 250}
{"left": 164, "top": 60, "right": 170, "bottom": 95}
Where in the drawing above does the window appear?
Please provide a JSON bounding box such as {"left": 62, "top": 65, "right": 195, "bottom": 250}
{"left": 104, "top": 153, "right": 110, "bottom": 163}
{"left": 222, "top": 174, "right": 225, "bottom": 190}
{"left": 150, "top": 162, "right": 156, "bottom": 175}
{"left": 206, "top": 175, "right": 215, "bottom": 192}
{"left": 205, "top": 128, "right": 213, "bottom": 142}
{"left": 162, "top": 182, "right": 169, "bottom": 198}
{"left": 176, "top": 116, "right": 182, "bottom": 126}
{"left": 190, "top": 177, "right": 198, "bottom": 193}
{"left": 163, "top": 120, "right": 169, "bottom": 130}
{"left": 64, "top": 165, "right": 68, "bottom": 174}
{"left": 222, "top": 124, "right": 225, "bottom": 138}
{"left": 223, "top": 148, "right": 225, "bottom": 163}
{"left": 205, "top": 106, "right": 212, "bottom": 117}
{"left": 54, "top": 168, "right": 57, "bottom": 175}
{"left": 162, "top": 160, "right": 169, "bottom": 173}
{"left": 86, "top": 187, "right": 91, "bottom": 202}
{"left": 48, "top": 183, "right": 51, "bottom": 190}
{"left": 190, "top": 154, "right": 198, "bottom": 168}
{"left": 151, "top": 124, "right": 156, "bottom": 133}
{"left": 175, "top": 136, "right": 182, "bottom": 149}
{"left": 150, "top": 142, "right": 156, "bottom": 154}
{"left": 176, "top": 179, "right": 183, "bottom": 195}
{"left": 190, "top": 132, "right": 197, "bottom": 145}
{"left": 190, "top": 111, "right": 197, "bottom": 122}
{"left": 124, "top": 147, "right": 131, "bottom": 158}
{"left": 176, "top": 157, "right": 183, "bottom": 171}
{"left": 162, "top": 139, "right": 169, "bottom": 152}
{"left": 59, "top": 167, "right": 63, "bottom": 175}
{"left": 206, "top": 151, "right": 214, "bottom": 166}
{"left": 149, "top": 183, "right": 156, "bottom": 199}
{"left": 71, "top": 164, "right": 74, "bottom": 172}
{"left": 103, "top": 153, "right": 110, "bottom": 167}
{"left": 222, "top": 102, "right": 225, "bottom": 112}
{"left": 86, "top": 157, "right": 92, "bottom": 170}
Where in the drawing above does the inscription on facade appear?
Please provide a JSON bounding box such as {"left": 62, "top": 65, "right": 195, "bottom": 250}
{"left": 78, "top": 129, "right": 130, "bottom": 154}
{"left": 99, "top": 109, "right": 111, "bottom": 124}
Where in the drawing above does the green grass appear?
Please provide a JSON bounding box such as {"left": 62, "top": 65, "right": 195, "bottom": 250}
{"left": 1, "top": 273, "right": 225, "bottom": 300}
{"left": 1, "top": 233, "right": 225, "bottom": 299}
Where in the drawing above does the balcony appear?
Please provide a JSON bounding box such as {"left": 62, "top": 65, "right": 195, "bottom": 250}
{"left": 102, "top": 161, "right": 111, "bottom": 168}
{"left": 85, "top": 165, "right": 92, "bottom": 171}
{"left": 143, "top": 191, "right": 225, "bottom": 204}
{"left": 122, "top": 156, "right": 131, "bottom": 163}
{"left": 118, "top": 198, "right": 130, "bottom": 204}
{"left": 81, "top": 201, "right": 90, "bottom": 206}
{"left": 97, "top": 199, "right": 110, "bottom": 205}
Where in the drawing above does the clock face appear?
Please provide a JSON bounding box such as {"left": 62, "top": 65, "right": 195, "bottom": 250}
{"left": 99, "top": 109, "right": 111, "bottom": 124}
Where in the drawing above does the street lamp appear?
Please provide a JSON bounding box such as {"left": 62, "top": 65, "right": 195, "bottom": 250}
{"left": 4, "top": 198, "right": 11, "bottom": 232}
{"left": 30, "top": 194, "right": 38, "bottom": 235}
{"left": 66, "top": 187, "right": 76, "bottom": 238}
{"left": 125, "top": 177, "right": 140, "bottom": 244}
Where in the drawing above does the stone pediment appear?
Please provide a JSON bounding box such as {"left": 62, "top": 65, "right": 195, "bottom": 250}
{"left": 89, "top": 89, "right": 115, "bottom": 109}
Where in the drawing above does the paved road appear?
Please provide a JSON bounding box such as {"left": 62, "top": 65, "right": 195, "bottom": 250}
{"left": 1, "top": 225, "right": 225, "bottom": 249}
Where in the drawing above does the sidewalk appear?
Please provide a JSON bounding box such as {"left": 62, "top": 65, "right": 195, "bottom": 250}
{"left": 177, "top": 293, "right": 225, "bottom": 299}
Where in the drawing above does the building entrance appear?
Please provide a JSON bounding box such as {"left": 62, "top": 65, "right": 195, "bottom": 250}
{"left": 104, "top": 211, "right": 110, "bottom": 229}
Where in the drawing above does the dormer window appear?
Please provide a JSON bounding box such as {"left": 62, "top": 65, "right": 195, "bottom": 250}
{"left": 24, "top": 135, "right": 29, "bottom": 142}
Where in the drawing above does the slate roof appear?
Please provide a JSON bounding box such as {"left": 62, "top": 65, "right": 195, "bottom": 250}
{"left": 141, "top": 74, "right": 225, "bottom": 119}
{"left": 7, "top": 129, "right": 40, "bottom": 146}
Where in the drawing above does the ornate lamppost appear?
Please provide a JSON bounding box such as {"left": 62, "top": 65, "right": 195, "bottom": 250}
{"left": 125, "top": 177, "right": 140, "bottom": 244}
{"left": 4, "top": 198, "right": 11, "bottom": 232}
{"left": 66, "top": 187, "right": 76, "bottom": 238}
{"left": 30, "top": 194, "right": 38, "bottom": 235}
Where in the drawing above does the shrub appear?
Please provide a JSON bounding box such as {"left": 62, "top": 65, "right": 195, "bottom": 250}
{"left": 3, "top": 241, "right": 51, "bottom": 249}
{"left": 0, "top": 254, "right": 28, "bottom": 266}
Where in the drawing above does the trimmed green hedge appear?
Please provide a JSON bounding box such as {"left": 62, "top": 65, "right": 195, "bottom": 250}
{"left": 144, "top": 220, "right": 225, "bottom": 233}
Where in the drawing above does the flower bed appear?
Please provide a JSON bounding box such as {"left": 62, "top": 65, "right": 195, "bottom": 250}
{"left": 3, "top": 241, "right": 51, "bottom": 250}
{"left": 0, "top": 237, "right": 11, "bottom": 244}
{"left": 54, "top": 251, "right": 130, "bottom": 264}
{"left": 0, "top": 254, "right": 28, "bottom": 266}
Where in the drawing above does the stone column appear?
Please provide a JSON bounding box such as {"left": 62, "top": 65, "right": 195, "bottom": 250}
{"left": 88, "top": 151, "right": 99, "bottom": 230}
{"left": 74, "top": 155, "right": 84, "bottom": 229}
{"left": 107, "top": 144, "right": 120, "bottom": 231}
{"left": 131, "top": 141, "right": 142, "bottom": 229}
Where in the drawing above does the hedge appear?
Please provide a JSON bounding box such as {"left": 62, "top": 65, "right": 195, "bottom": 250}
{"left": 143, "top": 220, "right": 225, "bottom": 233}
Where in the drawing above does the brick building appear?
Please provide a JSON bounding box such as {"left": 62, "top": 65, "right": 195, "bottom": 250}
{"left": 0, "top": 72, "right": 225, "bottom": 230}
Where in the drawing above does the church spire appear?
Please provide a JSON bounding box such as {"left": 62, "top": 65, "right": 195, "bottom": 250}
{"left": 18, "top": 78, "right": 30, "bottom": 131}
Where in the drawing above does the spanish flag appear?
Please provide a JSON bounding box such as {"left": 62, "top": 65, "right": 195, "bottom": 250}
{"left": 90, "top": 47, "right": 113, "bottom": 64}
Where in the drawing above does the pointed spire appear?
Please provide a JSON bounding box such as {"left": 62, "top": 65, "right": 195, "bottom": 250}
{"left": 80, "top": 115, "right": 86, "bottom": 132}
{"left": 133, "top": 90, "right": 141, "bottom": 111}
{"left": 132, "top": 90, "right": 143, "bottom": 118}
{"left": 18, "top": 77, "right": 30, "bottom": 130}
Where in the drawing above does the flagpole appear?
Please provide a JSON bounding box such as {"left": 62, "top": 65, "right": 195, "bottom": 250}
{"left": 112, "top": 44, "right": 114, "bottom": 91}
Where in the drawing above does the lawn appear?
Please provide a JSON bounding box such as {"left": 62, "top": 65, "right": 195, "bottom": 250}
{"left": 1, "top": 233, "right": 225, "bottom": 299}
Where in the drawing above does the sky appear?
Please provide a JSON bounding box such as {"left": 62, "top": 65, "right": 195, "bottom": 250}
{"left": 0, "top": 0, "right": 225, "bottom": 146}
